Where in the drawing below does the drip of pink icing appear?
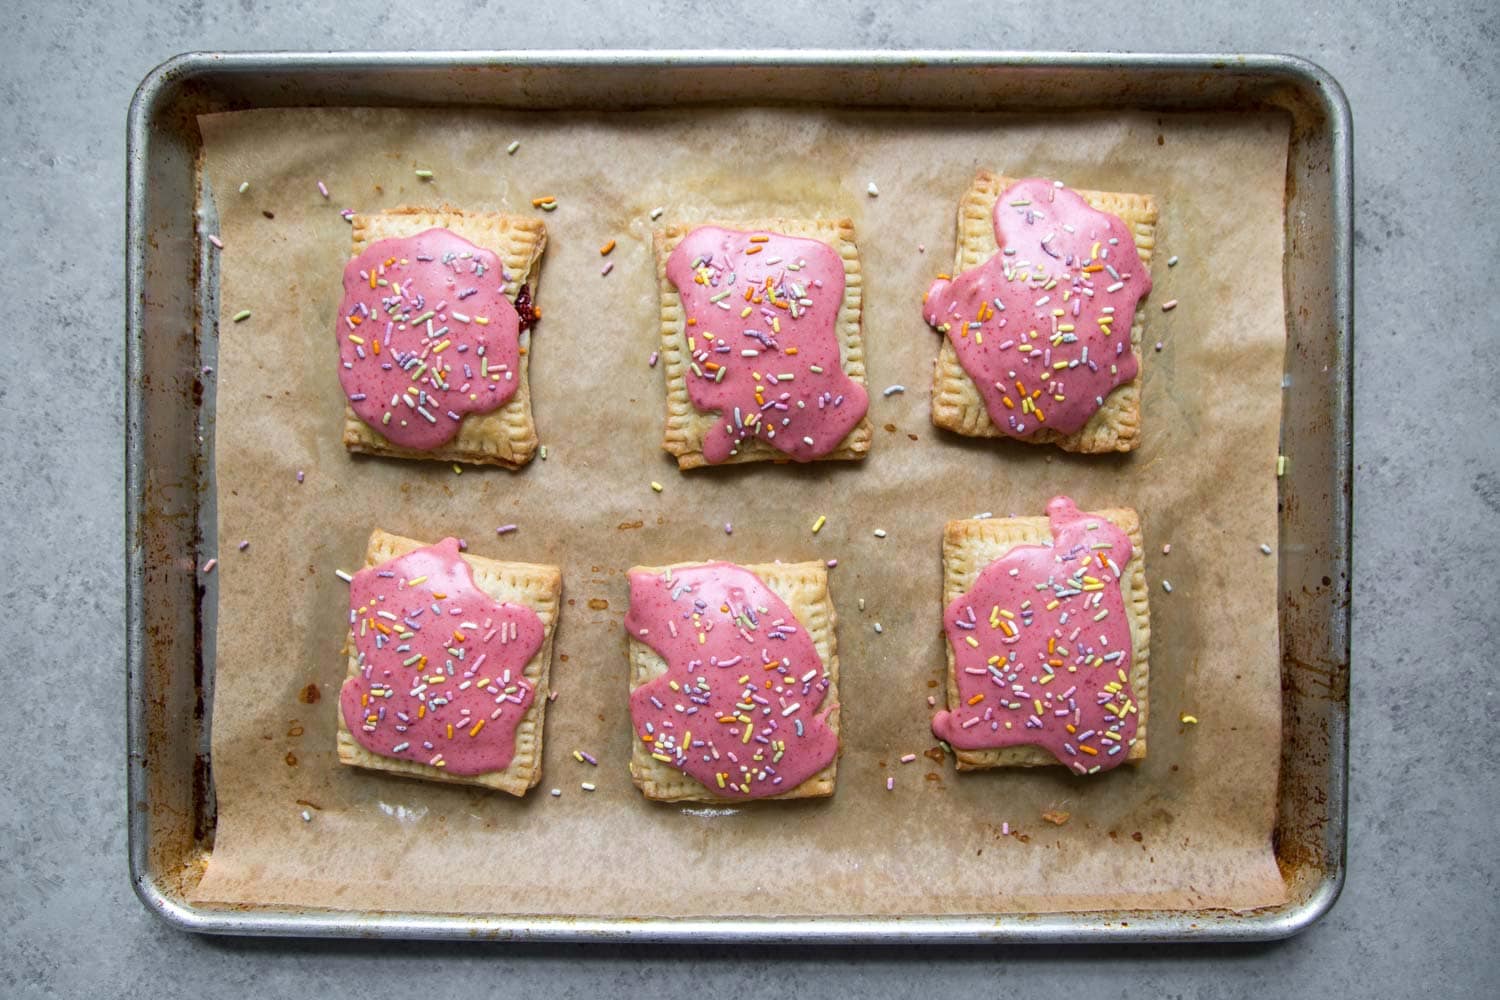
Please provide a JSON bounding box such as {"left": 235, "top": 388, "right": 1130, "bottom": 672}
{"left": 664, "top": 227, "right": 869, "bottom": 463}
{"left": 338, "top": 538, "right": 545, "bottom": 776}
{"left": 625, "top": 562, "right": 839, "bottom": 797}
{"left": 922, "top": 179, "right": 1151, "bottom": 437}
{"left": 336, "top": 228, "right": 523, "bottom": 450}
{"left": 931, "top": 497, "right": 1139, "bottom": 774}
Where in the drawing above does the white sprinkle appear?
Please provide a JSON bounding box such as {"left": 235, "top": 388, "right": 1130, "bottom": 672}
{"left": 1162, "top": 580, "right": 1173, "bottom": 593}
{"left": 1167, "top": 255, "right": 1179, "bottom": 267}
{"left": 550, "top": 788, "right": 561, "bottom": 797}
{"left": 649, "top": 206, "right": 664, "bottom": 220}
{"left": 300, "top": 810, "right": 312, "bottom": 823}
{"left": 873, "top": 529, "right": 887, "bottom": 538}
{"left": 882, "top": 384, "right": 905, "bottom": 397}
{"left": 1161, "top": 299, "right": 1178, "bottom": 312}
{"left": 507, "top": 140, "right": 521, "bottom": 155}
{"left": 335, "top": 569, "right": 353, "bottom": 583}
{"left": 873, "top": 622, "right": 884, "bottom": 634}
{"left": 866, "top": 181, "right": 880, "bottom": 197}
{"left": 237, "top": 181, "right": 250, "bottom": 194}
{"left": 1260, "top": 543, "right": 1273, "bottom": 555}
{"left": 581, "top": 782, "right": 597, "bottom": 792}
{"left": 1162, "top": 543, "right": 1172, "bottom": 555}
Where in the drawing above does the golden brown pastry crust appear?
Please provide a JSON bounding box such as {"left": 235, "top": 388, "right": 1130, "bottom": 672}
{"left": 930, "top": 173, "right": 1158, "bottom": 453}
{"left": 940, "top": 509, "right": 1150, "bottom": 770}
{"left": 335, "top": 528, "right": 562, "bottom": 795}
{"left": 626, "top": 560, "right": 841, "bottom": 801}
{"left": 652, "top": 218, "right": 873, "bottom": 469}
{"left": 342, "top": 206, "right": 546, "bottom": 469}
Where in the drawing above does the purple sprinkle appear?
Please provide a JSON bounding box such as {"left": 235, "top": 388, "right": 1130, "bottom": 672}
{"left": 295, "top": 470, "right": 305, "bottom": 483}
{"left": 724, "top": 522, "right": 733, "bottom": 535}
{"left": 237, "top": 540, "right": 249, "bottom": 551}
{"left": 316, "top": 180, "right": 329, "bottom": 199}
{"left": 648, "top": 351, "right": 659, "bottom": 367}
{"left": 496, "top": 524, "right": 518, "bottom": 535}
{"left": 826, "top": 559, "right": 838, "bottom": 569}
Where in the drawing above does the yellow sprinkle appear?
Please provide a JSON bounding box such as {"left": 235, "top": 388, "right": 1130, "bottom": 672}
{"left": 742, "top": 725, "right": 753, "bottom": 744}
{"left": 452, "top": 464, "right": 463, "bottom": 475}
{"left": 652, "top": 753, "right": 674, "bottom": 763}
{"left": 964, "top": 636, "right": 979, "bottom": 648}
{"left": 716, "top": 773, "right": 727, "bottom": 788}
{"left": 650, "top": 481, "right": 664, "bottom": 492}
{"left": 1033, "top": 699, "right": 1043, "bottom": 715}
{"left": 811, "top": 514, "right": 827, "bottom": 534}
{"left": 1180, "top": 713, "right": 1198, "bottom": 725}
{"left": 1277, "top": 455, "right": 1288, "bottom": 477}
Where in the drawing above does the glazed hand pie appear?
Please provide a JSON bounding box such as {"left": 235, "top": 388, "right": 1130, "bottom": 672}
{"left": 923, "top": 175, "right": 1157, "bottom": 453}
{"left": 623, "top": 560, "right": 841, "bottom": 801}
{"left": 337, "top": 206, "right": 546, "bottom": 468}
{"left": 933, "top": 497, "right": 1150, "bottom": 773}
{"left": 336, "top": 530, "right": 562, "bottom": 795}
{"left": 653, "top": 219, "right": 872, "bottom": 469}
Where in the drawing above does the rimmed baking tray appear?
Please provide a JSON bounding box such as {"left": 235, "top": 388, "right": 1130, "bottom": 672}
{"left": 126, "top": 50, "right": 1351, "bottom": 941}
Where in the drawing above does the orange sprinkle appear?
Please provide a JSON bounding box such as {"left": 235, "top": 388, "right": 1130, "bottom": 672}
{"left": 453, "top": 630, "right": 466, "bottom": 642}
{"left": 1035, "top": 408, "right": 1046, "bottom": 422}
{"left": 361, "top": 693, "right": 369, "bottom": 708}
{"left": 368, "top": 270, "right": 377, "bottom": 289}
{"left": 687, "top": 318, "right": 697, "bottom": 326}
{"left": 530, "top": 196, "right": 556, "bottom": 207}
{"left": 967, "top": 693, "right": 985, "bottom": 706}
{"left": 1079, "top": 745, "right": 1099, "bottom": 756}
{"left": 371, "top": 339, "right": 380, "bottom": 355}
{"left": 745, "top": 245, "right": 763, "bottom": 255}
{"left": 599, "top": 239, "right": 616, "bottom": 256}
{"left": 446, "top": 723, "right": 454, "bottom": 740}
{"left": 641, "top": 732, "right": 654, "bottom": 742}
{"left": 417, "top": 704, "right": 425, "bottom": 719}
{"left": 749, "top": 234, "right": 770, "bottom": 243}
{"left": 372, "top": 621, "right": 392, "bottom": 635}
{"left": 468, "top": 719, "right": 486, "bottom": 738}
{"left": 785, "top": 347, "right": 798, "bottom": 355}
{"left": 348, "top": 314, "right": 363, "bottom": 326}
{"left": 937, "top": 273, "right": 951, "bottom": 281}
{"left": 1001, "top": 396, "right": 1015, "bottom": 409}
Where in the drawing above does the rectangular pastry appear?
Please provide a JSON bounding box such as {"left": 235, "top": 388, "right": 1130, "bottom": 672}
{"left": 336, "top": 529, "right": 562, "bottom": 795}
{"left": 338, "top": 206, "right": 546, "bottom": 468}
{"left": 934, "top": 497, "right": 1150, "bottom": 773}
{"left": 924, "top": 173, "right": 1158, "bottom": 453}
{"left": 623, "top": 559, "right": 841, "bottom": 801}
{"left": 653, "top": 218, "right": 873, "bottom": 469}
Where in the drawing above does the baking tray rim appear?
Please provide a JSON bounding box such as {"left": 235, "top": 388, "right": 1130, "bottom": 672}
{"left": 126, "top": 48, "right": 1352, "bottom": 943}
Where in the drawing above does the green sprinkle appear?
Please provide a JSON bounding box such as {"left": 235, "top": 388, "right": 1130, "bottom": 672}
{"left": 541, "top": 201, "right": 558, "bottom": 212}
{"left": 232, "top": 309, "right": 252, "bottom": 322}
{"left": 507, "top": 140, "right": 521, "bottom": 155}
{"left": 415, "top": 169, "right": 434, "bottom": 180}
{"left": 1276, "top": 455, "right": 1287, "bottom": 477}
{"left": 540, "top": 445, "right": 548, "bottom": 460}
{"left": 237, "top": 181, "right": 250, "bottom": 194}
{"left": 402, "top": 654, "right": 422, "bottom": 666}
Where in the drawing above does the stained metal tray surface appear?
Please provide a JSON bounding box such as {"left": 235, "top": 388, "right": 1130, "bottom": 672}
{"left": 126, "top": 50, "right": 1351, "bottom": 942}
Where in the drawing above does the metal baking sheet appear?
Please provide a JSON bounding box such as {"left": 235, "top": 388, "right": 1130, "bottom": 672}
{"left": 125, "top": 50, "right": 1351, "bottom": 942}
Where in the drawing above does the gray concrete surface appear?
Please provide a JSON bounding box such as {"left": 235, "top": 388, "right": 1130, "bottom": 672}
{"left": 2, "top": 1, "right": 1497, "bottom": 997}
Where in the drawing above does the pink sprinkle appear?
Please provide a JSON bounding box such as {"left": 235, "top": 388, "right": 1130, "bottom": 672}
{"left": 200, "top": 558, "right": 217, "bottom": 574}
{"left": 648, "top": 351, "right": 659, "bottom": 368}
{"left": 547, "top": 690, "right": 558, "bottom": 702}
{"left": 1162, "top": 543, "right": 1172, "bottom": 555}
{"left": 237, "top": 540, "right": 249, "bottom": 551}
{"left": 885, "top": 777, "right": 895, "bottom": 791}
{"left": 927, "top": 695, "right": 936, "bottom": 707}
{"left": 496, "top": 524, "right": 518, "bottom": 535}
{"left": 457, "top": 538, "right": 468, "bottom": 551}
{"left": 1161, "top": 299, "right": 1178, "bottom": 312}
{"left": 900, "top": 753, "right": 916, "bottom": 764}
{"left": 207, "top": 234, "right": 224, "bottom": 249}
{"left": 724, "top": 522, "right": 733, "bottom": 535}
{"left": 918, "top": 243, "right": 926, "bottom": 253}
{"left": 826, "top": 559, "right": 838, "bottom": 569}
{"left": 1002, "top": 822, "right": 1010, "bottom": 835}
{"left": 600, "top": 262, "right": 614, "bottom": 277}
{"left": 317, "top": 180, "right": 329, "bottom": 198}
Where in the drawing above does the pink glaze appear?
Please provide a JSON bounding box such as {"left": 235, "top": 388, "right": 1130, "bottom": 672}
{"left": 338, "top": 538, "right": 545, "bottom": 776}
{"left": 664, "top": 227, "right": 869, "bottom": 463}
{"left": 931, "top": 497, "right": 1140, "bottom": 774}
{"left": 625, "top": 562, "right": 839, "bottom": 797}
{"left": 922, "top": 179, "right": 1151, "bottom": 438}
{"left": 336, "top": 228, "right": 524, "bottom": 450}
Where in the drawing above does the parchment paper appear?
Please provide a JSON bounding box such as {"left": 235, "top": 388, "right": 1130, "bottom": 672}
{"left": 192, "top": 105, "right": 1290, "bottom": 917}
